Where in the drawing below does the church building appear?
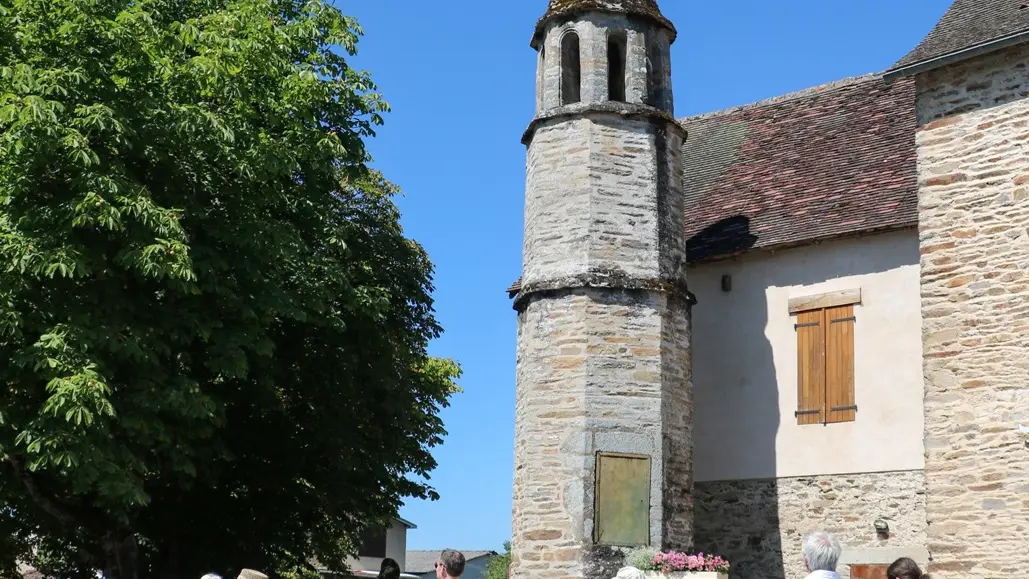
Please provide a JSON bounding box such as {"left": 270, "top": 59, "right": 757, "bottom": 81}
{"left": 508, "top": 2, "right": 1029, "bottom": 579}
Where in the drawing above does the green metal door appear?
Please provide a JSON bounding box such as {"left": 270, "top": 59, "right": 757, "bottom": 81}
{"left": 593, "top": 452, "right": 651, "bottom": 547}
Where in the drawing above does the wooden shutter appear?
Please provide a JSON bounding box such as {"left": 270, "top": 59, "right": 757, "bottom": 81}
{"left": 795, "top": 310, "right": 825, "bottom": 425}
{"left": 825, "top": 305, "right": 856, "bottom": 424}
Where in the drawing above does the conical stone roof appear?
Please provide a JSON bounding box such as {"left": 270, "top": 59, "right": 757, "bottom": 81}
{"left": 532, "top": 0, "right": 676, "bottom": 47}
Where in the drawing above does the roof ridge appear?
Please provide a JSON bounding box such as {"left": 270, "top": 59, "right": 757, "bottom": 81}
{"left": 678, "top": 72, "right": 882, "bottom": 123}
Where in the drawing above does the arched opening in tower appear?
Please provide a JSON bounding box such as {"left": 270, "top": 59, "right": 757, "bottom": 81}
{"left": 537, "top": 45, "right": 546, "bottom": 111}
{"left": 608, "top": 31, "right": 627, "bottom": 102}
{"left": 561, "top": 32, "right": 581, "bottom": 105}
{"left": 646, "top": 36, "right": 664, "bottom": 108}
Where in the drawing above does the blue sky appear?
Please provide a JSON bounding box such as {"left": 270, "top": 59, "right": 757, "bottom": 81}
{"left": 339, "top": 0, "right": 951, "bottom": 554}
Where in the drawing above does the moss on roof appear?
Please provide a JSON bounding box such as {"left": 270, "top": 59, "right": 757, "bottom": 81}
{"left": 531, "top": 0, "right": 676, "bottom": 48}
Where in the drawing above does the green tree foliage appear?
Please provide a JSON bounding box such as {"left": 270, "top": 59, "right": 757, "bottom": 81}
{"left": 0, "top": 0, "right": 460, "bottom": 577}
{"left": 485, "top": 542, "right": 511, "bottom": 579}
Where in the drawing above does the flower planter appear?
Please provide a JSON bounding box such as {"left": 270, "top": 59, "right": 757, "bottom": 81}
{"left": 643, "top": 573, "right": 727, "bottom": 579}
{"left": 622, "top": 548, "right": 730, "bottom": 579}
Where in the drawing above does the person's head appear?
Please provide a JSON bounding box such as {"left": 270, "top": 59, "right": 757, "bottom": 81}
{"left": 435, "top": 549, "right": 466, "bottom": 579}
{"left": 201, "top": 574, "right": 222, "bottom": 579}
{"left": 802, "top": 531, "right": 842, "bottom": 572}
{"left": 887, "top": 557, "right": 927, "bottom": 579}
{"left": 379, "top": 558, "right": 401, "bottom": 579}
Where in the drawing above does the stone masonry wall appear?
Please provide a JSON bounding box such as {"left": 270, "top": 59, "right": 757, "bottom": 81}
{"left": 916, "top": 42, "right": 1029, "bottom": 578}
{"left": 515, "top": 96, "right": 689, "bottom": 579}
{"left": 695, "top": 471, "right": 927, "bottom": 579}
{"left": 512, "top": 288, "right": 691, "bottom": 579}
{"left": 515, "top": 11, "right": 690, "bottom": 579}
{"left": 537, "top": 14, "right": 673, "bottom": 114}
{"left": 523, "top": 113, "right": 684, "bottom": 286}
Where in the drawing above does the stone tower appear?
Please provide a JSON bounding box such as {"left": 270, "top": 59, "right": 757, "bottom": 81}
{"left": 511, "top": 2, "right": 693, "bottom": 579}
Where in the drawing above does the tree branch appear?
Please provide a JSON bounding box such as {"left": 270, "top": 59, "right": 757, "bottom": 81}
{"left": 4, "top": 454, "right": 83, "bottom": 529}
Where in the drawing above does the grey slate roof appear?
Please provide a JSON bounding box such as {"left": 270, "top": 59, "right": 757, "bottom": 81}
{"left": 532, "top": 0, "right": 675, "bottom": 48}
{"left": 891, "top": 0, "right": 1029, "bottom": 70}
{"left": 404, "top": 551, "right": 496, "bottom": 574}
{"left": 541, "top": 0, "right": 667, "bottom": 23}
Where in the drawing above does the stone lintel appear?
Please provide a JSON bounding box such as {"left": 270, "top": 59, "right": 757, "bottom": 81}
{"left": 788, "top": 288, "right": 862, "bottom": 314}
{"left": 522, "top": 102, "right": 688, "bottom": 145}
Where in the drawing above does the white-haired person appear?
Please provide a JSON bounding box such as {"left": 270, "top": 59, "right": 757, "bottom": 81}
{"left": 802, "top": 531, "right": 843, "bottom": 579}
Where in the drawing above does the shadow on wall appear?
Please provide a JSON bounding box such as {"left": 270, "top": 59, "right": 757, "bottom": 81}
{"left": 685, "top": 215, "right": 758, "bottom": 263}
{"left": 686, "top": 216, "right": 785, "bottom": 579}
{"left": 686, "top": 216, "right": 921, "bottom": 579}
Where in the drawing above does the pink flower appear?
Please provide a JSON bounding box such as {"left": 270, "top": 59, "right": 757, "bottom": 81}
{"left": 642, "top": 550, "right": 729, "bottom": 574}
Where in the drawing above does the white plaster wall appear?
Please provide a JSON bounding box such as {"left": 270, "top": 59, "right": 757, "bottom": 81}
{"left": 346, "top": 521, "right": 409, "bottom": 572}
{"left": 387, "top": 524, "right": 408, "bottom": 570}
{"left": 690, "top": 230, "right": 925, "bottom": 481}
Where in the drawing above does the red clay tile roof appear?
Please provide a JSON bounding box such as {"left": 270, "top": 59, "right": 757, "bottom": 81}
{"left": 680, "top": 74, "right": 919, "bottom": 263}
{"left": 507, "top": 74, "right": 920, "bottom": 295}
{"left": 891, "top": 0, "right": 1029, "bottom": 71}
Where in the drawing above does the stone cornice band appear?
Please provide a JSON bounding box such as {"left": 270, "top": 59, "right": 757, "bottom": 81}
{"left": 513, "top": 270, "right": 695, "bottom": 311}
{"left": 522, "top": 102, "right": 688, "bottom": 145}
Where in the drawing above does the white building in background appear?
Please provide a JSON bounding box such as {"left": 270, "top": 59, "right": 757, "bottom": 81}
{"left": 317, "top": 517, "right": 417, "bottom": 579}
{"left": 405, "top": 551, "right": 497, "bottom": 579}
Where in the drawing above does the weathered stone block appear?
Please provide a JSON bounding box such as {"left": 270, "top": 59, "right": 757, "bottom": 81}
{"left": 694, "top": 472, "right": 927, "bottom": 579}
{"left": 514, "top": 7, "right": 690, "bottom": 577}
{"left": 916, "top": 41, "right": 1029, "bottom": 579}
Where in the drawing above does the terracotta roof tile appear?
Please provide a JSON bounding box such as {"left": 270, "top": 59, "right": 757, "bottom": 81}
{"left": 892, "top": 0, "right": 1029, "bottom": 70}
{"left": 507, "top": 74, "right": 921, "bottom": 295}
{"left": 680, "top": 74, "right": 919, "bottom": 263}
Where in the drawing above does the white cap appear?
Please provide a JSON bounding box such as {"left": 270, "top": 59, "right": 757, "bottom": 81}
{"left": 615, "top": 567, "right": 647, "bottom": 579}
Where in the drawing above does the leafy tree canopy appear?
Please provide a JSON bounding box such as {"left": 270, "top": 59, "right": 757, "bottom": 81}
{"left": 0, "top": 0, "right": 460, "bottom": 577}
{"left": 485, "top": 542, "right": 511, "bottom": 579}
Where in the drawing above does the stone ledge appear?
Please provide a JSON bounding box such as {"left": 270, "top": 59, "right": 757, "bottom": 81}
{"left": 513, "top": 270, "right": 695, "bottom": 311}
{"left": 522, "top": 102, "right": 688, "bottom": 145}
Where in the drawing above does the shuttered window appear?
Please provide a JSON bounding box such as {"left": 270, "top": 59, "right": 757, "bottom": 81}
{"left": 794, "top": 305, "right": 856, "bottom": 425}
